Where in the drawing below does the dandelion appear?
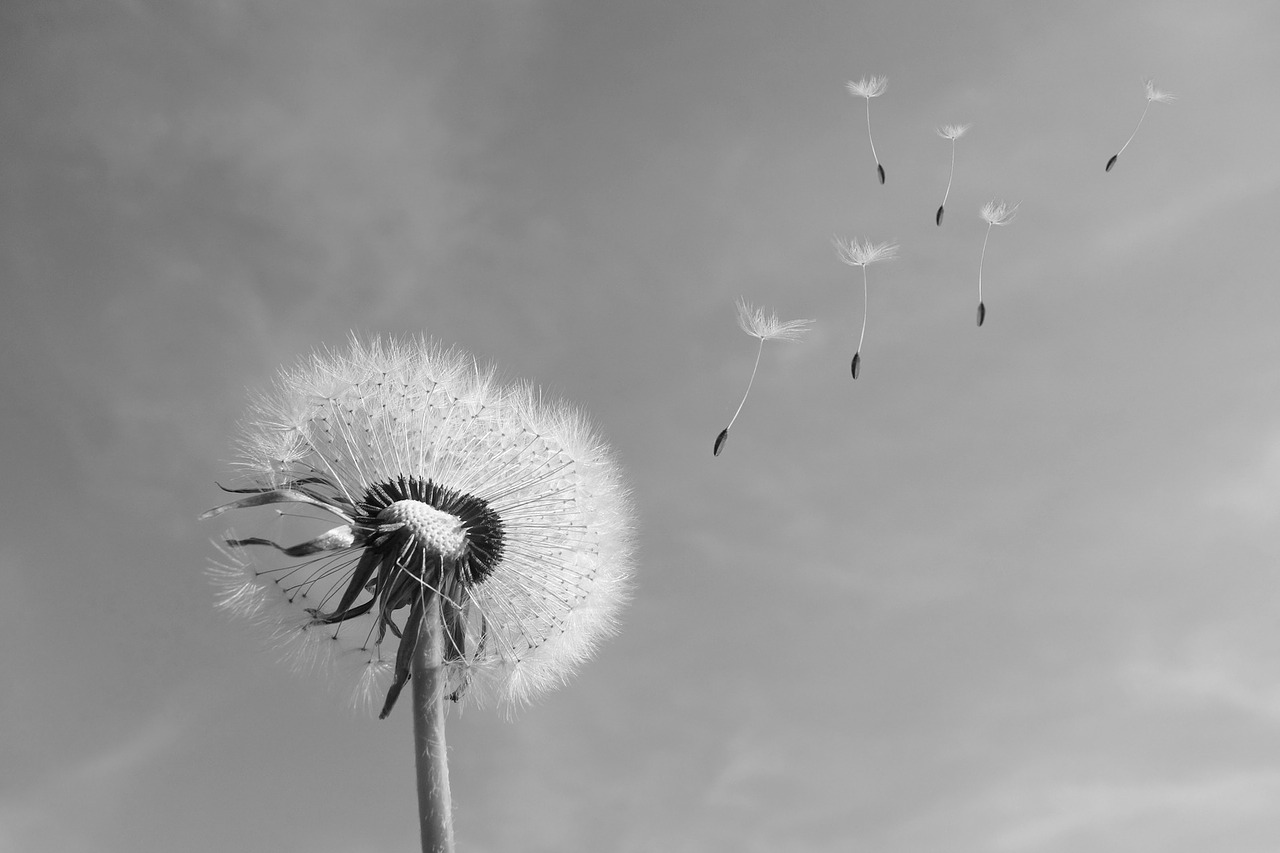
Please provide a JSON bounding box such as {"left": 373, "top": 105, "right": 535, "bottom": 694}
{"left": 934, "top": 123, "right": 971, "bottom": 225}
{"left": 846, "top": 75, "right": 888, "bottom": 184}
{"left": 833, "top": 237, "right": 899, "bottom": 378}
{"left": 714, "top": 298, "right": 813, "bottom": 456}
{"left": 976, "top": 200, "right": 1018, "bottom": 326}
{"left": 202, "top": 335, "right": 635, "bottom": 853}
{"left": 1106, "top": 78, "right": 1175, "bottom": 172}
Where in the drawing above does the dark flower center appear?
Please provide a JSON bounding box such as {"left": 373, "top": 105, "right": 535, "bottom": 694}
{"left": 358, "top": 476, "right": 504, "bottom": 587}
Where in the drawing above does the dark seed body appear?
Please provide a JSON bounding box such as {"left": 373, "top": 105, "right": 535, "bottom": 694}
{"left": 977, "top": 302, "right": 986, "bottom": 327}
{"left": 877, "top": 163, "right": 886, "bottom": 184}
{"left": 1106, "top": 154, "right": 1118, "bottom": 172}
{"left": 851, "top": 351, "right": 861, "bottom": 379}
{"left": 936, "top": 205, "right": 944, "bottom": 226}
{"left": 713, "top": 427, "right": 729, "bottom": 456}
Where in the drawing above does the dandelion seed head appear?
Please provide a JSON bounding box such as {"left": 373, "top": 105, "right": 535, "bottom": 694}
{"left": 937, "top": 123, "right": 971, "bottom": 140}
{"left": 846, "top": 75, "right": 888, "bottom": 99}
{"left": 204, "top": 335, "right": 636, "bottom": 712}
{"left": 1144, "top": 78, "right": 1175, "bottom": 104}
{"left": 734, "top": 298, "right": 813, "bottom": 343}
{"left": 833, "top": 236, "right": 900, "bottom": 268}
{"left": 980, "top": 200, "right": 1019, "bottom": 226}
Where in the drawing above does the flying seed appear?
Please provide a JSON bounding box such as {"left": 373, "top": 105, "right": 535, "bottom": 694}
{"left": 934, "top": 123, "right": 970, "bottom": 226}
{"left": 846, "top": 76, "right": 888, "bottom": 187}
{"left": 833, "top": 236, "right": 899, "bottom": 382}
{"left": 1106, "top": 78, "right": 1174, "bottom": 174}
{"left": 976, "top": 201, "right": 1017, "bottom": 331}
{"left": 714, "top": 299, "right": 812, "bottom": 457}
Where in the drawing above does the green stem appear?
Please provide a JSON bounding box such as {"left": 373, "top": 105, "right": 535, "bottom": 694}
{"left": 412, "top": 591, "right": 455, "bottom": 853}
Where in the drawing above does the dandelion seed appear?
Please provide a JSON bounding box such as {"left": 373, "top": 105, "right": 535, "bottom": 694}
{"left": 1107, "top": 77, "right": 1175, "bottom": 172}
{"left": 203, "top": 335, "right": 635, "bottom": 852}
{"left": 714, "top": 298, "right": 812, "bottom": 456}
{"left": 833, "top": 237, "right": 899, "bottom": 377}
{"left": 976, "top": 200, "right": 1018, "bottom": 326}
{"left": 846, "top": 75, "right": 888, "bottom": 184}
{"left": 935, "top": 123, "right": 971, "bottom": 225}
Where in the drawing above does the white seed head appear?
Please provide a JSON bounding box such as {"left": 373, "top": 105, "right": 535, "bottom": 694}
{"left": 980, "top": 199, "right": 1019, "bottom": 226}
{"left": 1144, "top": 78, "right": 1175, "bottom": 104}
{"left": 833, "top": 236, "right": 900, "bottom": 268}
{"left": 846, "top": 75, "right": 888, "bottom": 99}
{"left": 937, "top": 123, "right": 971, "bottom": 140}
{"left": 734, "top": 298, "right": 813, "bottom": 343}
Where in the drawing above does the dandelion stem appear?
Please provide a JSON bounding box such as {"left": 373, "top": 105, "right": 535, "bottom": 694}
{"left": 1115, "top": 98, "right": 1152, "bottom": 159}
{"left": 865, "top": 99, "right": 881, "bottom": 177}
{"left": 725, "top": 338, "right": 765, "bottom": 432}
{"left": 977, "top": 222, "right": 992, "bottom": 306}
{"left": 940, "top": 140, "right": 957, "bottom": 211}
{"left": 857, "top": 266, "right": 869, "bottom": 356}
{"left": 412, "top": 589, "right": 455, "bottom": 853}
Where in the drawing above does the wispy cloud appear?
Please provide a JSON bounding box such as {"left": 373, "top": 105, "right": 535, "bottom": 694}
{"left": 1121, "top": 627, "right": 1280, "bottom": 722}
{"left": 1095, "top": 169, "right": 1280, "bottom": 260}
{"left": 986, "top": 771, "right": 1280, "bottom": 851}
{"left": 1198, "top": 430, "right": 1280, "bottom": 523}
{"left": 0, "top": 695, "right": 197, "bottom": 853}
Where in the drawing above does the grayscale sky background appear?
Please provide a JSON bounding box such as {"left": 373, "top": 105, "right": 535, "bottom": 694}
{"left": 4, "top": 2, "right": 1280, "bottom": 851}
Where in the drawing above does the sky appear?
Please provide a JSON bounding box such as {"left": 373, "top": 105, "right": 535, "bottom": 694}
{"left": 3, "top": 1, "right": 1280, "bottom": 851}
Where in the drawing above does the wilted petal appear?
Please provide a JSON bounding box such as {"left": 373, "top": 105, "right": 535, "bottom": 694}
{"left": 227, "top": 525, "right": 356, "bottom": 557}
{"left": 201, "top": 488, "right": 354, "bottom": 523}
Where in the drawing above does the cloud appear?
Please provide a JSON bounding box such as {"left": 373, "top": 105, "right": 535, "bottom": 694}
{"left": 1093, "top": 166, "right": 1280, "bottom": 262}
{"left": 1121, "top": 627, "right": 1280, "bottom": 723}
{"left": 1199, "top": 429, "right": 1280, "bottom": 523}
{"left": 986, "top": 771, "right": 1280, "bottom": 852}
{"left": 0, "top": 694, "right": 196, "bottom": 853}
